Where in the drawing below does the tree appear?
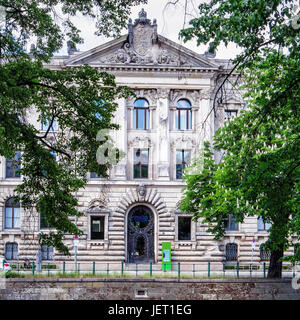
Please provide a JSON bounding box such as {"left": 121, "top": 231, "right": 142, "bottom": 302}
{"left": 0, "top": 0, "right": 147, "bottom": 255}
{"left": 180, "top": 0, "right": 300, "bottom": 278}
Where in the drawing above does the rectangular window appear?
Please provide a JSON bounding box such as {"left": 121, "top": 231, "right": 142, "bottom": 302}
{"left": 90, "top": 172, "right": 105, "bottom": 179}
{"left": 225, "top": 214, "right": 238, "bottom": 231}
{"left": 257, "top": 216, "right": 271, "bottom": 231}
{"left": 5, "top": 243, "right": 18, "bottom": 260}
{"left": 224, "top": 110, "right": 238, "bottom": 121}
{"left": 6, "top": 151, "right": 21, "bottom": 178}
{"left": 178, "top": 217, "right": 191, "bottom": 240}
{"left": 91, "top": 216, "right": 105, "bottom": 240}
{"left": 5, "top": 207, "right": 20, "bottom": 229}
{"left": 133, "top": 108, "right": 150, "bottom": 130}
{"left": 134, "top": 149, "right": 149, "bottom": 179}
{"left": 176, "top": 150, "right": 191, "bottom": 179}
{"left": 40, "top": 212, "right": 51, "bottom": 229}
{"left": 41, "top": 245, "right": 54, "bottom": 260}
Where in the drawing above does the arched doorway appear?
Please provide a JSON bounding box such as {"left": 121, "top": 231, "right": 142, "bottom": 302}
{"left": 127, "top": 205, "right": 154, "bottom": 263}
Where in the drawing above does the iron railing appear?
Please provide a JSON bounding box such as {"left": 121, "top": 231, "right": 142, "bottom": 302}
{"left": 6, "top": 261, "right": 300, "bottom": 279}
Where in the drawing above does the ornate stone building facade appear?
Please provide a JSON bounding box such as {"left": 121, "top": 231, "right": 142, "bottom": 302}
{"left": 0, "top": 10, "right": 286, "bottom": 270}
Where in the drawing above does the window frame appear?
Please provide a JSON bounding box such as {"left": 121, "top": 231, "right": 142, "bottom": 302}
{"left": 224, "top": 109, "right": 238, "bottom": 121}
{"left": 40, "top": 211, "right": 52, "bottom": 230}
{"left": 176, "top": 149, "right": 191, "bottom": 179}
{"left": 175, "top": 212, "right": 196, "bottom": 242}
{"left": 178, "top": 216, "right": 192, "bottom": 241}
{"left": 224, "top": 214, "right": 239, "bottom": 231}
{"left": 4, "top": 197, "right": 21, "bottom": 229}
{"left": 133, "top": 148, "right": 149, "bottom": 179}
{"left": 176, "top": 99, "right": 192, "bottom": 130}
{"left": 86, "top": 209, "right": 110, "bottom": 243}
{"left": 225, "top": 243, "right": 238, "bottom": 261}
{"left": 41, "top": 245, "right": 54, "bottom": 261}
{"left": 133, "top": 98, "right": 150, "bottom": 130}
{"left": 259, "top": 244, "right": 271, "bottom": 261}
{"left": 257, "top": 216, "right": 271, "bottom": 231}
{"left": 6, "top": 151, "right": 21, "bottom": 179}
{"left": 5, "top": 242, "right": 18, "bottom": 260}
{"left": 90, "top": 216, "right": 105, "bottom": 240}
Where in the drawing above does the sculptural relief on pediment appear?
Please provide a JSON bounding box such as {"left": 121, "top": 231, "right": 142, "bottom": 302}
{"left": 96, "top": 9, "right": 210, "bottom": 67}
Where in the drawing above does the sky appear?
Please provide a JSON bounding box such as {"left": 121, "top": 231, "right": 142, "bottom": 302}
{"left": 56, "top": 0, "right": 241, "bottom": 60}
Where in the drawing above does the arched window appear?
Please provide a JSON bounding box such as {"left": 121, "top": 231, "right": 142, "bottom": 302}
{"left": 133, "top": 98, "right": 150, "bottom": 130}
{"left": 5, "top": 198, "right": 20, "bottom": 229}
{"left": 5, "top": 242, "right": 18, "bottom": 260}
{"left": 176, "top": 99, "right": 192, "bottom": 130}
{"left": 225, "top": 243, "right": 238, "bottom": 261}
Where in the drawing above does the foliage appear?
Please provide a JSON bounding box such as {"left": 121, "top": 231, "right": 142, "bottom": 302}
{"left": 0, "top": 0, "right": 146, "bottom": 254}
{"left": 180, "top": 0, "right": 300, "bottom": 277}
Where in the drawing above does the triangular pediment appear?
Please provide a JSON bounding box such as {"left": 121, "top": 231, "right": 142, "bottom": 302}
{"left": 64, "top": 10, "right": 219, "bottom": 69}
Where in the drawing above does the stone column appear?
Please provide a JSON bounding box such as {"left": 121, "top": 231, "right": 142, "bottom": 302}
{"left": 156, "top": 88, "right": 170, "bottom": 180}
{"left": 199, "top": 88, "right": 213, "bottom": 144}
{"left": 113, "top": 98, "right": 127, "bottom": 180}
{"left": 127, "top": 106, "right": 133, "bottom": 130}
{"left": 169, "top": 106, "right": 177, "bottom": 131}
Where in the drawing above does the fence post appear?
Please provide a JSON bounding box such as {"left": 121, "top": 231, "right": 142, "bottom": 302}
{"left": 193, "top": 264, "right": 195, "bottom": 278}
{"left": 93, "top": 262, "right": 95, "bottom": 275}
{"left": 236, "top": 262, "right": 239, "bottom": 278}
{"left": 178, "top": 262, "right": 180, "bottom": 279}
{"left": 136, "top": 263, "right": 138, "bottom": 277}
{"left": 47, "top": 262, "right": 50, "bottom": 277}
{"left": 150, "top": 262, "right": 152, "bottom": 277}
{"left": 121, "top": 262, "right": 124, "bottom": 276}
{"left": 208, "top": 262, "right": 211, "bottom": 278}
{"left": 32, "top": 261, "right": 35, "bottom": 275}
{"left": 63, "top": 261, "right": 65, "bottom": 275}
{"left": 250, "top": 263, "right": 252, "bottom": 278}
{"left": 263, "top": 262, "right": 266, "bottom": 278}
{"left": 107, "top": 263, "right": 109, "bottom": 276}
{"left": 78, "top": 263, "right": 80, "bottom": 274}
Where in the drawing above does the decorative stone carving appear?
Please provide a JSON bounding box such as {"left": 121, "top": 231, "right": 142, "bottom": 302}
{"left": 171, "top": 136, "right": 196, "bottom": 149}
{"left": 99, "top": 9, "right": 203, "bottom": 67}
{"left": 127, "top": 89, "right": 157, "bottom": 106}
{"left": 137, "top": 184, "right": 147, "bottom": 197}
{"left": 200, "top": 88, "right": 213, "bottom": 100}
{"left": 170, "top": 89, "right": 202, "bottom": 106}
{"left": 157, "top": 88, "right": 169, "bottom": 100}
{"left": 129, "top": 135, "right": 152, "bottom": 148}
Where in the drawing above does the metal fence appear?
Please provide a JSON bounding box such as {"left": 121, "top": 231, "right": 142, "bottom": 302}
{"left": 7, "top": 261, "right": 300, "bottom": 279}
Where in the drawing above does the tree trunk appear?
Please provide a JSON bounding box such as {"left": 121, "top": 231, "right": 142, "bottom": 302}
{"left": 267, "top": 248, "right": 284, "bottom": 278}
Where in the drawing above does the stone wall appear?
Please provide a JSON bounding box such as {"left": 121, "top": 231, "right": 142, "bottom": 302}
{"left": 1, "top": 278, "right": 299, "bottom": 300}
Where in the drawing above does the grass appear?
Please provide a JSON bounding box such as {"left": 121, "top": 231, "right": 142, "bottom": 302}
{"left": 3, "top": 270, "right": 280, "bottom": 280}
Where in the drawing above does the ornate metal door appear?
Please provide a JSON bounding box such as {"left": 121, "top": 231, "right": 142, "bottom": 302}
{"left": 127, "top": 205, "right": 154, "bottom": 263}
